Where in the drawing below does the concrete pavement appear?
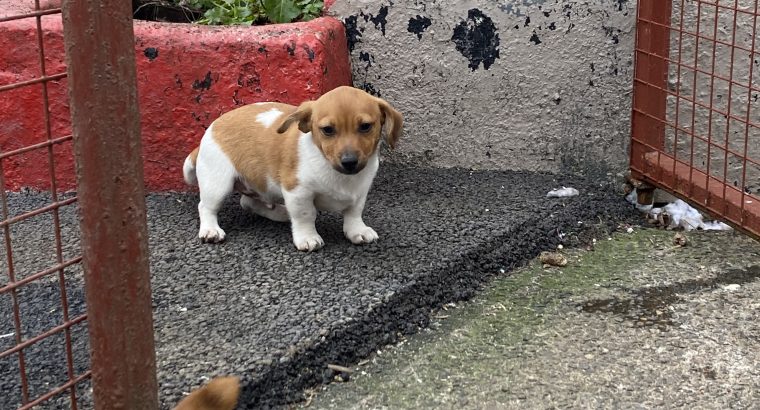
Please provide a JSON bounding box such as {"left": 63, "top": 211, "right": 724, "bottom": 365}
{"left": 303, "top": 228, "right": 760, "bottom": 409}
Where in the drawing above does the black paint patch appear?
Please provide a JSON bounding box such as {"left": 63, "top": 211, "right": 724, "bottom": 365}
{"left": 258, "top": 45, "right": 268, "bottom": 55}
{"left": 603, "top": 26, "right": 622, "bottom": 44}
{"left": 361, "top": 82, "right": 381, "bottom": 97}
{"left": 143, "top": 47, "right": 159, "bottom": 61}
{"left": 286, "top": 42, "right": 296, "bottom": 56}
{"left": 358, "top": 51, "right": 375, "bottom": 69}
{"left": 369, "top": 6, "right": 389, "bottom": 35}
{"left": 451, "top": 9, "right": 501, "bottom": 71}
{"left": 616, "top": 0, "right": 628, "bottom": 11}
{"left": 548, "top": 22, "right": 557, "bottom": 31}
{"left": 192, "top": 72, "right": 213, "bottom": 91}
{"left": 238, "top": 62, "right": 261, "bottom": 91}
{"left": 524, "top": 16, "right": 530, "bottom": 27}
{"left": 192, "top": 112, "right": 209, "bottom": 122}
{"left": 408, "top": 15, "right": 432, "bottom": 40}
{"left": 303, "top": 45, "right": 316, "bottom": 62}
{"left": 563, "top": 3, "right": 573, "bottom": 17}
{"left": 529, "top": 32, "right": 542, "bottom": 45}
{"left": 344, "top": 15, "right": 363, "bottom": 52}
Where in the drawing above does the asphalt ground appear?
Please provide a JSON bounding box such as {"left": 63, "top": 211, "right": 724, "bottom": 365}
{"left": 0, "top": 164, "right": 638, "bottom": 409}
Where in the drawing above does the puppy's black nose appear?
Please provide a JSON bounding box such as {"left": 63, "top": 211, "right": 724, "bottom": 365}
{"left": 340, "top": 152, "right": 359, "bottom": 173}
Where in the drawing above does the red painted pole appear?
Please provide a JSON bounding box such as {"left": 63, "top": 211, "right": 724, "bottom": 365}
{"left": 61, "top": 0, "right": 159, "bottom": 409}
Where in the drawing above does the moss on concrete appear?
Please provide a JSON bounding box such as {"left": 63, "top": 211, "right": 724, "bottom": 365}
{"left": 302, "top": 228, "right": 760, "bottom": 409}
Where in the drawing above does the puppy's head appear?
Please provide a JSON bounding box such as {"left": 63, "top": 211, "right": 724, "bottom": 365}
{"left": 277, "top": 86, "right": 403, "bottom": 175}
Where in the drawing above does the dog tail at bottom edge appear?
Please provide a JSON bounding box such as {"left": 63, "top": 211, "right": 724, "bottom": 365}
{"left": 173, "top": 375, "right": 241, "bottom": 410}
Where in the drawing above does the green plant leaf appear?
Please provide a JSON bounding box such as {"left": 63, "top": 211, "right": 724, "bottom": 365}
{"left": 174, "top": 0, "right": 317, "bottom": 25}
{"left": 262, "top": 0, "right": 300, "bottom": 23}
{"left": 203, "top": 7, "right": 226, "bottom": 24}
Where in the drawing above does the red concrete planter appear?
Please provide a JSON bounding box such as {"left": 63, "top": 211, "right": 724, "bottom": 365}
{"left": 0, "top": 4, "right": 350, "bottom": 191}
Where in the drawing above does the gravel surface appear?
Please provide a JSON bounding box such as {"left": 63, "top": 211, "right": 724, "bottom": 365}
{"left": 0, "top": 164, "right": 637, "bottom": 409}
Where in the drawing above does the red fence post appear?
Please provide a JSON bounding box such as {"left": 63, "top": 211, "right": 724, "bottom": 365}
{"left": 630, "top": 0, "right": 672, "bottom": 173}
{"left": 61, "top": 0, "right": 159, "bottom": 409}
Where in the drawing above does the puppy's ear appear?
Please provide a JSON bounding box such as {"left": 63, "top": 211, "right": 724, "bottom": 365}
{"left": 277, "top": 101, "right": 313, "bottom": 134}
{"left": 376, "top": 98, "right": 403, "bottom": 149}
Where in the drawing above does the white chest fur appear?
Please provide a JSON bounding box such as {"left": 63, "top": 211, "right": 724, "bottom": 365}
{"left": 294, "top": 132, "right": 379, "bottom": 212}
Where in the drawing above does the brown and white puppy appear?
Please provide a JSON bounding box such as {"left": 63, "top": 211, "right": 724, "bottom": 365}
{"left": 173, "top": 376, "right": 240, "bottom": 410}
{"left": 183, "top": 86, "right": 403, "bottom": 251}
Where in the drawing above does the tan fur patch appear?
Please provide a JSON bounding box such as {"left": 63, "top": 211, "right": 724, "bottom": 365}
{"left": 173, "top": 376, "right": 240, "bottom": 410}
{"left": 207, "top": 102, "right": 301, "bottom": 191}
{"left": 188, "top": 147, "right": 199, "bottom": 165}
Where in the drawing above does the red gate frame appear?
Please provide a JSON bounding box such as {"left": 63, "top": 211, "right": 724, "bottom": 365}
{"left": 630, "top": 0, "right": 760, "bottom": 239}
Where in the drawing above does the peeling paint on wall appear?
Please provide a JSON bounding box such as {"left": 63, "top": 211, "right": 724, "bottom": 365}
{"left": 329, "top": 0, "right": 637, "bottom": 175}
{"left": 451, "top": 9, "right": 500, "bottom": 71}
{"left": 408, "top": 15, "right": 432, "bottom": 40}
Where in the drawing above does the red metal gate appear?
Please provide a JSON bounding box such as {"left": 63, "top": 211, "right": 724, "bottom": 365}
{"left": 1, "top": 1, "right": 158, "bottom": 408}
{"left": 631, "top": 0, "right": 760, "bottom": 239}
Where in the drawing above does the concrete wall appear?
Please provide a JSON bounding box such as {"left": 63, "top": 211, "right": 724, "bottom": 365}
{"left": 328, "top": 0, "right": 637, "bottom": 176}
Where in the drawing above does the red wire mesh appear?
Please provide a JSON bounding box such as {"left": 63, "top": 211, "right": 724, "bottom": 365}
{"left": 0, "top": 2, "right": 91, "bottom": 409}
{"left": 631, "top": 0, "right": 760, "bottom": 239}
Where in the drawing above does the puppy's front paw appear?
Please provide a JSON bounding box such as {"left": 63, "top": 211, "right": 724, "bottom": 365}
{"left": 345, "top": 226, "right": 379, "bottom": 245}
{"left": 293, "top": 233, "right": 324, "bottom": 252}
{"left": 199, "top": 226, "right": 226, "bottom": 243}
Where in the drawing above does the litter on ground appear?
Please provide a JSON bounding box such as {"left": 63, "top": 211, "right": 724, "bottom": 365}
{"left": 547, "top": 187, "right": 580, "bottom": 198}
{"left": 539, "top": 251, "right": 568, "bottom": 267}
{"left": 626, "top": 189, "right": 732, "bottom": 232}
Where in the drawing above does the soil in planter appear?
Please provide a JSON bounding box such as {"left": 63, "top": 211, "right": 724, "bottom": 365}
{"left": 132, "top": 0, "right": 202, "bottom": 23}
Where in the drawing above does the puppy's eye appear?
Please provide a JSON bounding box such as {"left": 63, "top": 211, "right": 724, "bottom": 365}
{"left": 321, "top": 126, "right": 336, "bottom": 136}
{"left": 358, "top": 122, "right": 373, "bottom": 133}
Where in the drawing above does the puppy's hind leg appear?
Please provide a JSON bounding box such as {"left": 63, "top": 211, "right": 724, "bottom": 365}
{"left": 240, "top": 195, "right": 289, "bottom": 222}
{"left": 195, "top": 129, "right": 236, "bottom": 243}
{"left": 197, "top": 180, "right": 233, "bottom": 243}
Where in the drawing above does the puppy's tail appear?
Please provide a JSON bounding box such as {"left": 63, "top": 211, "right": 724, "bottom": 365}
{"left": 173, "top": 376, "right": 240, "bottom": 410}
{"left": 183, "top": 147, "right": 199, "bottom": 186}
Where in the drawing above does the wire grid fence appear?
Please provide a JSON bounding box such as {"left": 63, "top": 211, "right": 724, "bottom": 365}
{"left": 0, "top": 3, "right": 91, "bottom": 409}
{"left": 631, "top": 0, "right": 760, "bottom": 238}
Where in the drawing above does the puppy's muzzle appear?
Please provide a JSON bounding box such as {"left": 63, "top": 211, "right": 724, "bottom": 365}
{"left": 338, "top": 151, "right": 362, "bottom": 175}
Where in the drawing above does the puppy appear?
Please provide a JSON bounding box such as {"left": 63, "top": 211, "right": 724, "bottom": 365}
{"left": 173, "top": 376, "right": 240, "bottom": 410}
{"left": 183, "top": 86, "right": 403, "bottom": 251}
